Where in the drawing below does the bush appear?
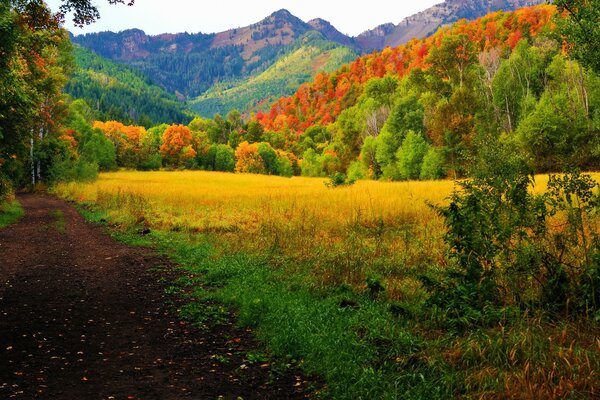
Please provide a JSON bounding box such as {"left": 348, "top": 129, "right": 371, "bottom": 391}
{"left": 49, "top": 158, "right": 98, "bottom": 183}
{"left": 325, "top": 173, "right": 355, "bottom": 188}
{"left": 0, "top": 171, "right": 13, "bottom": 202}
{"left": 138, "top": 154, "right": 162, "bottom": 171}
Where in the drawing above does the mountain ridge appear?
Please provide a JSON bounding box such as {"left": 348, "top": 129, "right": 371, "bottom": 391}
{"left": 69, "top": 0, "right": 547, "bottom": 117}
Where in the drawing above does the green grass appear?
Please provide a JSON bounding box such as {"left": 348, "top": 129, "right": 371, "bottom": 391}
{"left": 0, "top": 200, "right": 24, "bottom": 228}
{"left": 71, "top": 201, "right": 600, "bottom": 399}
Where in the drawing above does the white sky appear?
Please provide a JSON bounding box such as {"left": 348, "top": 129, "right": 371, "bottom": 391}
{"left": 44, "top": 0, "right": 442, "bottom": 37}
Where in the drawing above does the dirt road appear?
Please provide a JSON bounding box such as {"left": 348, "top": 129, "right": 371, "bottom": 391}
{"left": 0, "top": 194, "right": 307, "bottom": 399}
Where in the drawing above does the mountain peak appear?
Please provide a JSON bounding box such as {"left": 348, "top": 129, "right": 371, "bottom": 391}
{"left": 269, "top": 9, "right": 294, "bottom": 19}
{"left": 307, "top": 18, "right": 355, "bottom": 48}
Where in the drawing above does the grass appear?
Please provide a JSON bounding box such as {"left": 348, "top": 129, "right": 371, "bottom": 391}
{"left": 48, "top": 209, "right": 66, "bottom": 234}
{"left": 0, "top": 200, "right": 24, "bottom": 228}
{"left": 53, "top": 171, "right": 600, "bottom": 399}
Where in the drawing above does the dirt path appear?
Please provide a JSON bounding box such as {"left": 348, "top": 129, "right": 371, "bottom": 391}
{"left": 0, "top": 194, "right": 308, "bottom": 399}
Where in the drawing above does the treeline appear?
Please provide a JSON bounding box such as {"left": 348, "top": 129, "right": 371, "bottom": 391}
{"left": 66, "top": 105, "right": 299, "bottom": 177}
{"left": 68, "top": 4, "right": 599, "bottom": 181}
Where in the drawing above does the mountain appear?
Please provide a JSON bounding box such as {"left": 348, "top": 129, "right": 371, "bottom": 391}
{"left": 190, "top": 32, "right": 357, "bottom": 118}
{"left": 72, "top": 9, "right": 334, "bottom": 99}
{"left": 70, "top": 1, "right": 549, "bottom": 119}
{"left": 65, "top": 46, "right": 191, "bottom": 127}
{"left": 356, "top": 0, "right": 546, "bottom": 51}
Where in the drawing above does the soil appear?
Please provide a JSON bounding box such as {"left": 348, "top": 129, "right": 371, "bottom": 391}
{"left": 0, "top": 194, "right": 310, "bottom": 399}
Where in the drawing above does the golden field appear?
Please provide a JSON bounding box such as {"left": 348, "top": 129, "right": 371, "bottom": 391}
{"left": 53, "top": 171, "right": 599, "bottom": 295}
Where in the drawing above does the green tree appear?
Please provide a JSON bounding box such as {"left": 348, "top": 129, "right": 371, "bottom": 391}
{"left": 80, "top": 131, "right": 117, "bottom": 171}
{"left": 420, "top": 147, "right": 445, "bottom": 180}
{"left": 396, "top": 131, "right": 429, "bottom": 180}
{"left": 257, "top": 142, "right": 279, "bottom": 175}
{"left": 554, "top": 0, "right": 600, "bottom": 73}
{"left": 214, "top": 144, "right": 235, "bottom": 172}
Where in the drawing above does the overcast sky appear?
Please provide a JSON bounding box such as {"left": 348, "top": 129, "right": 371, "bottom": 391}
{"left": 44, "top": 0, "right": 442, "bottom": 37}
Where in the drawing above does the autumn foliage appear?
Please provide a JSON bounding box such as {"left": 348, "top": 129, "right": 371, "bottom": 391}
{"left": 93, "top": 121, "right": 147, "bottom": 168}
{"left": 160, "top": 124, "right": 196, "bottom": 167}
{"left": 255, "top": 5, "right": 556, "bottom": 135}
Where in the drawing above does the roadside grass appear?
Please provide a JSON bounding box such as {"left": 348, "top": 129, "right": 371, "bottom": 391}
{"left": 0, "top": 200, "right": 24, "bottom": 228}
{"left": 54, "top": 171, "right": 600, "bottom": 399}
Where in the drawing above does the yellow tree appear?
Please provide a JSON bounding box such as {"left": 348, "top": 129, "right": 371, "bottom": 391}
{"left": 234, "top": 141, "right": 265, "bottom": 174}
{"left": 160, "top": 124, "right": 196, "bottom": 167}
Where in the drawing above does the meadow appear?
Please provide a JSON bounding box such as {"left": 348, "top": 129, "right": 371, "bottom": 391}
{"left": 53, "top": 171, "right": 600, "bottom": 399}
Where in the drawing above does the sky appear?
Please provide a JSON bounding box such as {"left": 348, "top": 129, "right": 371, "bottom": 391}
{"left": 44, "top": 0, "right": 442, "bottom": 37}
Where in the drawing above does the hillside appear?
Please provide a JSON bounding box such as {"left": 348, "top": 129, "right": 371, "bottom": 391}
{"left": 190, "top": 32, "right": 357, "bottom": 118}
{"left": 71, "top": 10, "right": 337, "bottom": 99}
{"left": 65, "top": 46, "right": 191, "bottom": 126}
{"left": 257, "top": 4, "right": 557, "bottom": 133}
{"left": 356, "top": 0, "right": 546, "bottom": 50}
{"left": 69, "top": 1, "right": 548, "bottom": 117}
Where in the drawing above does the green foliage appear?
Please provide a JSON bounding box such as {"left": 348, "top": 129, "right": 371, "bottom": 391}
{"left": 65, "top": 46, "right": 191, "bottom": 126}
{"left": 554, "top": 0, "right": 600, "bottom": 73}
{"left": 213, "top": 144, "right": 235, "bottom": 172}
{"left": 325, "top": 173, "right": 355, "bottom": 188}
{"left": 277, "top": 156, "right": 294, "bottom": 177}
{"left": 419, "top": 147, "right": 445, "bottom": 180}
{"left": 396, "top": 131, "right": 430, "bottom": 180}
{"left": 346, "top": 160, "right": 368, "bottom": 181}
{"left": 257, "top": 143, "right": 279, "bottom": 175}
{"left": 300, "top": 149, "right": 325, "bottom": 177}
{"left": 431, "top": 139, "right": 600, "bottom": 329}
{"left": 138, "top": 154, "right": 162, "bottom": 171}
{"left": 0, "top": 200, "right": 23, "bottom": 228}
{"left": 80, "top": 130, "right": 117, "bottom": 171}
{"left": 49, "top": 158, "right": 98, "bottom": 183}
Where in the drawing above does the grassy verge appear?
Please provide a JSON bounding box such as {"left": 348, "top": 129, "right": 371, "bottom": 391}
{"left": 73, "top": 200, "right": 599, "bottom": 399}
{"left": 57, "top": 172, "right": 599, "bottom": 399}
{"left": 0, "top": 200, "right": 24, "bottom": 228}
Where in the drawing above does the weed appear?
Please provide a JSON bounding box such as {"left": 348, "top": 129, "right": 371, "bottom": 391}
{"left": 0, "top": 200, "right": 24, "bottom": 228}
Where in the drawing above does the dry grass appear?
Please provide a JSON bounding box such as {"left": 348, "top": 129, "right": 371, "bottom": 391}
{"left": 54, "top": 171, "right": 600, "bottom": 291}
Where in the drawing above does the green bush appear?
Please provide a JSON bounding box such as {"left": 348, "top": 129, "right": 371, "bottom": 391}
{"left": 49, "top": 158, "right": 98, "bottom": 183}
{"left": 138, "top": 154, "right": 162, "bottom": 171}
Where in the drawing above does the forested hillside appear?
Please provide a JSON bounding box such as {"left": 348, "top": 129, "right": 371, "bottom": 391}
{"left": 71, "top": 10, "right": 330, "bottom": 99}
{"left": 65, "top": 46, "right": 191, "bottom": 126}
{"left": 53, "top": 4, "right": 599, "bottom": 182}
{"left": 190, "top": 32, "right": 358, "bottom": 118}
{"left": 248, "top": 4, "right": 599, "bottom": 179}
{"left": 69, "top": 1, "right": 546, "bottom": 117}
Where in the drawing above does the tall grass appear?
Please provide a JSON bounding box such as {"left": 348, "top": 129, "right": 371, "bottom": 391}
{"left": 55, "top": 171, "right": 455, "bottom": 292}
{"left": 53, "top": 171, "right": 600, "bottom": 399}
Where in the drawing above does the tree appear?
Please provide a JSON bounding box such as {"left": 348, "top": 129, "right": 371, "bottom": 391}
{"left": 235, "top": 141, "right": 265, "bottom": 174}
{"left": 554, "top": 0, "right": 600, "bottom": 73}
{"left": 56, "top": 0, "right": 135, "bottom": 26}
{"left": 213, "top": 144, "right": 235, "bottom": 172}
{"left": 80, "top": 131, "right": 117, "bottom": 171}
{"left": 160, "top": 124, "right": 196, "bottom": 168}
{"left": 396, "top": 131, "right": 429, "bottom": 180}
